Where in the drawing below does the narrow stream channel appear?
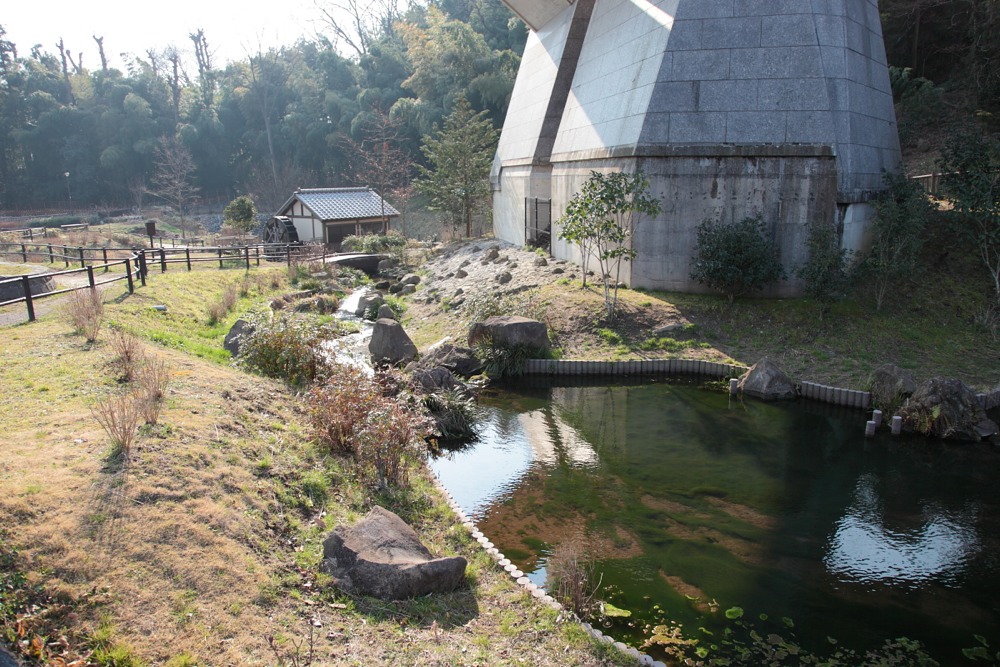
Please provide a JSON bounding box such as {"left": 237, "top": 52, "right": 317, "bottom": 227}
{"left": 430, "top": 376, "right": 1000, "bottom": 663}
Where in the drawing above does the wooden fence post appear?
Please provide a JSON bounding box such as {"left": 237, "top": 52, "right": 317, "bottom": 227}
{"left": 87, "top": 265, "right": 95, "bottom": 289}
{"left": 125, "top": 258, "right": 134, "bottom": 293}
{"left": 244, "top": 246, "right": 250, "bottom": 270}
{"left": 47, "top": 244, "right": 53, "bottom": 264}
{"left": 186, "top": 248, "right": 192, "bottom": 271}
{"left": 254, "top": 245, "right": 260, "bottom": 266}
{"left": 102, "top": 247, "right": 109, "bottom": 271}
{"left": 160, "top": 248, "right": 167, "bottom": 272}
{"left": 138, "top": 251, "right": 147, "bottom": 286}
{"left": 78, "top": 247, "right": 86, "bottom": 268}
{"left": 20, "top": 243, "right": 27, "bottom": 262}
{"left": 218, "top": 247, "right": 224, "bottom": 269}
{"left": 21, "top": 276, "right": 35, "bottom": 322}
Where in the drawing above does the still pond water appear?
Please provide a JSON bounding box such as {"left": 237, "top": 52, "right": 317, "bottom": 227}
{"left": 429, "top": 377, "right": 1000, "bottom": 663}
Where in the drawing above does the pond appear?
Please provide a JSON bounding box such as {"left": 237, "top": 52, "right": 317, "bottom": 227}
{"left": 429, "top": 377, "right": 1000, "bottom": 664}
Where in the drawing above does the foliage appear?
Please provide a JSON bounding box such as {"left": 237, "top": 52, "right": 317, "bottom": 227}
{"left": 798, "top": 220, "right": 853, "bottom": 320}
{"left": 223, "top": 195, "right": 259, "bottom": 238}
{"left": 236, "top": 310, "right": 339, "bottom": 387}
{"left": 309, "top": 365, "right": 382, "bottom": 456}
{"left": 341, "top": 232, "right": 407, "bottom": 254}
{"left": 888, "top": 66, "right": 945, "bottom": 145}
{"left": 857, "top": 171, "right": 932, "bottom": 311}
{"left": 690, "top": 214, "right": 785, "bottom": 302}
{"left": 65, "top": 286, "right": 105, "bottom": 342}
{"left": 557, "top": 170, "right": 662, "bottom": 320}
{"left": 354, "top": 400, "right": 429, "bottom": 491}
{"left": 414, "top": 94, "right": 499, "bottom": 238}
{"left": 207, "top": 283, "right": 241, "bottom": 325}
{"left": 937, "top": 131, "right": 1000, "bottom": 303}
{"left": 423, "top": 389, "right": 479, "bottom": 443}
{"left": 473, "top": 335, "right": 548, "bottom": 379}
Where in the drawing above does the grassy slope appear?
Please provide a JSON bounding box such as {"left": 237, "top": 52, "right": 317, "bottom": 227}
{"left": 0, "top": 267, "right": 630, "bottom": 667}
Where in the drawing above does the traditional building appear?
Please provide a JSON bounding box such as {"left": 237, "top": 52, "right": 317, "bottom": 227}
{"left": 265, "top": 187, "right": 399, "bottom": 248}
{"left": 493, "top": 0, "right": 901, "bottom": 295}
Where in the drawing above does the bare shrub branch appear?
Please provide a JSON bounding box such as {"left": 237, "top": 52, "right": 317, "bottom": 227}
{"left": 137, "top": 356, "right": 171, "bottom": 425}
{"left": 108, "top": 329, "right": 146, "bottom": 383}
{"left": 92, "top": 391, "right": 142, "bottom": 460}
{"left": 65, "top": 288, "right": 104, "bottom": 342}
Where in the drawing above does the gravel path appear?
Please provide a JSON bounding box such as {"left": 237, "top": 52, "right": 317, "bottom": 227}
{"left": 0, "top": 260, "right": 99, "bottom": 327}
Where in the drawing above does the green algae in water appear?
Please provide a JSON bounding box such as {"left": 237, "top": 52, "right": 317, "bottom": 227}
{"left": 430, "top": 377, "right": 1000, "bottom": 663}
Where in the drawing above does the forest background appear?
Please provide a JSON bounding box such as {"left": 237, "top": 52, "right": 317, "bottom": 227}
{"left": 0, "top": 0, "right": 998, "bottom": 236}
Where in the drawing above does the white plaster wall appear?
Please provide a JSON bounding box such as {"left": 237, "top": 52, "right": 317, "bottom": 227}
{"left": 495, "top": 6, "right": 576, "bottom": 163}
{"left": 550, "top": 0, "right": 679, "bottom": 155}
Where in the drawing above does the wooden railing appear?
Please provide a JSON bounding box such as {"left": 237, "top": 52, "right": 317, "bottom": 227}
{"left": 0, "top": 241, "right": 338, "bottom": 323}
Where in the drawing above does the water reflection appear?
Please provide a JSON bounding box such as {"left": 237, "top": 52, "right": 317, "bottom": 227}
{"left": 824, "top": 473, "right": 980, "bottom": 588}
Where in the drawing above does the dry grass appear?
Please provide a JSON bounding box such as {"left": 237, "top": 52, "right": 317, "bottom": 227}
{"left": 0, "top": 274, "right": 630, "bottom": 667}
{"left": 91, "top": 389, "right": 143, "bottom": 460}
{"left": 65, "top": 287, "right": 105, "bottom": 342}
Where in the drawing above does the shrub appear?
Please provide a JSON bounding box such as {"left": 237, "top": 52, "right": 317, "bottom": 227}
{"left": 355, "top": 401, "right": 429, "bottom": 491}
{"left": 341, "top": 232, "right": 407, "bottom": 255}
{"left": 547, "top": 541, "right": 600, "bottom": 620}
{"left": 206, "top": 283, "right": 240, "bottom": 325}
{"left": 473, "top": 335, "right": 548, "bottom": 379}
{"left": 92, "top": 391, "right": 142, "bottom": 460}
{"left": 236, "top": 311, "right": 337, "bottom": 387}
{"left": 136, "top": 356, "right": 171, "bottom": 425}
{"left": 66, "top": 288, "right": 105, "bottom": 342}
{"left": 798, "top": 219, "right": 853, "bottom": 319}
{"left": 309, "top": 366, "right": 382, "bottom": 456}
{"left": 108, "top": 329, "right": 146, "bottom": 383}
{"left": 463, "top": 288, "right": 546, "bottom": 325}
{"left": 690, "top": 214, "right": 785, "bottom": 302}
{"left": 423, "top": 390, "right": 479, "bottom": 442}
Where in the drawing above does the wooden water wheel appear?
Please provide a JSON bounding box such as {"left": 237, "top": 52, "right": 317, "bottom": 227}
{"left": 262, "top": 216, "right": 299, "bottom": 245}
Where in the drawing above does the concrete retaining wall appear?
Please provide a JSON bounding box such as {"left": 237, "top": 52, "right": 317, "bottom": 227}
{"left": 0, "top": 274, "right": 55, "bottom": 302}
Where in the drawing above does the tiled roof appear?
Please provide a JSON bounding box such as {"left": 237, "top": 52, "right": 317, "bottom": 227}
{"left": 279, "top": 187, "right": 400, "bottom": 222}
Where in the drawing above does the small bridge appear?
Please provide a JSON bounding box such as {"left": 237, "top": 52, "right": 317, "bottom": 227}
{"left": 321, "top": 253, "right": 389, "bottom": 276}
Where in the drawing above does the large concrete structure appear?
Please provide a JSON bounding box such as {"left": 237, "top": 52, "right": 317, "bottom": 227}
{"left": 493, "top": 0, "right": 901, "bottom": 295}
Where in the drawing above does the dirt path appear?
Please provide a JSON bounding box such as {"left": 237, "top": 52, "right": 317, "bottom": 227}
{"left": 0, "top": 260, "right": 104, "bottom": 327}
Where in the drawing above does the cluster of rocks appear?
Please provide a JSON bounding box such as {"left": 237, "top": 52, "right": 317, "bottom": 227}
{"left": 737, "top": 358, "right": 998, "bottom": 442}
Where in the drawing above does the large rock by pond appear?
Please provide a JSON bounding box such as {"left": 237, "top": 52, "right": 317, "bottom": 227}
{"left": 320, "top": 506, "right": 467, "bottom": 600}
{"left": 411, "top": 342, "right": 483, "bottom": 378}
{"left": 224, "top": 318, "right": 255, "bottom": 357}
{"left": 897, "top": 377, "right": 998, "bottom": 441}
{"left": 737, "top": 358, "right": 797, "bottom": 401}
{"left": 467, "top": 315, "right": 549, "bottom": 352}
{"left": 354, "top": 292, "right": 384, "bottom": 318}
{"left": 868, "top": 364, "right": 918, "bottom": 409}
{"left": 369, "top": 318, "right": 418, "bottom": 365}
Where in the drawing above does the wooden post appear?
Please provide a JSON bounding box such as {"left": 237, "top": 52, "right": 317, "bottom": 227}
{"left": 254, "top": 246, "right": 260, "bottom": 266}
{"left": 78, "top": 247, "right": 86, "bottom": 268}
{"left": 125, "top": 258, "right": 134, "bottom": 293}
{"left": 102, "top": 247, "right": 108, "bottom": 271}
{"left": 244, "top": 245, "right": 250, "bottom": 270}
{"left": 20, "top": 243, "right": 27, "bottom": 262}
{"left": 218, "top": 247, "right": 224, "bottom": 269}
{"left": 138, "top": 251, "right": 147, "bottom": 286}
{"left": 22, "top": 276, "right": 35, "bottom": 322}
{"left": 47, "top": 244, "right": 54, "bottom": 264}
{"left": 186, "top": 248, "right": 192, "bottom": 271}
{"left": 86, "top": 265, "right": 95, "bottom": 289}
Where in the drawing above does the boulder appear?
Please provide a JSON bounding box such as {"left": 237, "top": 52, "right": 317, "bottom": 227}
{"left": 369, "top": 318, "right": 418, "bottom": 365}
{"left": 376, "top": 303, "right": 396, "bottom": 320}
{"left": 224, "top": 318, "right": 254, "bottom": 357}
{"left": 411, "top": 366, "right": 466, "bottom": 394}
{"left": 455, "top": 269, "right": 468, "bottom": 279}
{"left": 413, "top": 343, "right": 483, "bottom": 378}
{"left": 897, "top": 377, "right": 998, "bottom": 441}
{"left": 320, "top": 506, "right": 467, "bottom": 600}
{"left": 738, "top": 358, "right": 797, "bottom": 401}
{"left": 533, "top": 256, "right": 548, "bottom": 267}
{"left": 481, "top": 247, "right": 500, "bottom": 264}
{"left": 468, "top": 316, "right": 550, "bottom": 352}
{"left": 0, "top": 646, "right": 22, "bottom": 667}
{"left": 868, "top": 364, "right": 918, "bottom": 410}
{"left": 399, "top": 284, "right": 416, "bottom": 295}
{"left": 377, "top": 258, "right": 398, "bottom": 272}
{"left": 354, "top": 292, "right": 384, "bottom": 318}
{"left": 496, "top": 271, "right": 513, "bottom": 285}
{"left": 400, "top": 273, "right": 422, "bottom": 285}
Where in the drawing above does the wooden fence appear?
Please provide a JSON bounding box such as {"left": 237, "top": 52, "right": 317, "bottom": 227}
{"left": 0, "top": 241, "right": 328, "bottom": 323}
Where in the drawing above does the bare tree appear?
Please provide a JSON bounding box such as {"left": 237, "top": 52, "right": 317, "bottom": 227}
{"left": 148, "top": 136, "right": 200, "bottom": 239}
{"left": 56, "top": 38, "right": 75, "bottom": 104}
{"left": 190, "top": 29, "right": 215, "bottom": 108}
{"left": 312, "top": 0, "right": 404, "bottom": 59}
{"left": 93, "top": 35, "right": 108, "bottom": 72}
{"left": 344, "top": 108, "right": 413, "bottom": 231}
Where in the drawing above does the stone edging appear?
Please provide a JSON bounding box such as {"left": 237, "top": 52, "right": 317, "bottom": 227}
{"left": 431, "top": 476, "right": 666, "bottom": 667}
{"left": 522, "top": 358, "right": 1000, "bottom": 412}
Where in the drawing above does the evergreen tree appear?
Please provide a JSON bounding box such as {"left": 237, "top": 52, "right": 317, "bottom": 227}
{"left": 414, "top": 95, "right": 498, "bottom": 238}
